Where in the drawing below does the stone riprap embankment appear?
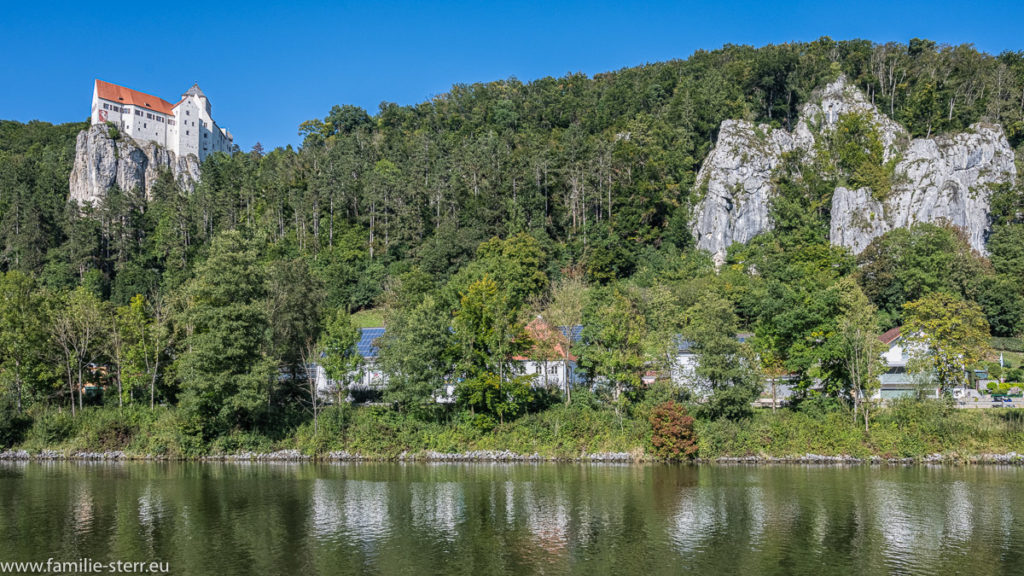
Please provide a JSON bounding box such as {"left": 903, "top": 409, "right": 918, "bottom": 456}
{"left": 2, "top": 449, "right": 1022, "bottom": 464}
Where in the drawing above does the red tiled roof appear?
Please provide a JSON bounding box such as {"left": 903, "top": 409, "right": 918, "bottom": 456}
{"left": 95, "top": 79, "right": 175, "bottom": 116}
{"left": 879, "top": 326, "right": 901, "bottom": 345}
{"left": 512, "top": 317, "right": 577, "bottom": 362}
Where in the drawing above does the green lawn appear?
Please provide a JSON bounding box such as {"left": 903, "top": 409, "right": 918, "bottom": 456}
{"left": 351, "top": 308, "right": 384, "bottom": 328}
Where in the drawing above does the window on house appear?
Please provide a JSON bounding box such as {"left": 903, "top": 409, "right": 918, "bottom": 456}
{"left": 144, "top": 123, "right": 147, "bottom": 128}
{"left": 186, "top": 130, "right": 189, "bottom": 135}
{"left": 186, "top": 111, "right": 189, "bottom": 115}
{"left": 135, "top": 110, "right": 142, "bottom": 116}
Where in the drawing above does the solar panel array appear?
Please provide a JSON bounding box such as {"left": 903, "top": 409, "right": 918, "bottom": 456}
{"left": 357, "top": 327, "right": 385, "bottom": 358}
{"left": 558, "top": 325, "right": 584, "bottom": 342}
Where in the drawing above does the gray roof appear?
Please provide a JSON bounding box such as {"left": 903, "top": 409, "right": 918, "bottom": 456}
{"left": 183, "top": 84, "right": 206, "bottom": 99}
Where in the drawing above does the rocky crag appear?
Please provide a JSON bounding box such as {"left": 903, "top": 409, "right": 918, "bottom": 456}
{"left": 68, "top": 124, "right": 200, "bottom": 204}
{"left": 692, "top": 76, "right": 1016, "bottom": 264}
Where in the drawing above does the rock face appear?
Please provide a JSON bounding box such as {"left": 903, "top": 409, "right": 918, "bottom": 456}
{"left": 691, "top": 76, "right": 1016, "bottom": 262}
{"left": 68, "top": 124, "right": 200, "bottom": 204}
{"left": 691, "top": 120, "right": 795, "bottom": 264}
{"left": 830, "top": 123, "right": 1015, "bottom": 255}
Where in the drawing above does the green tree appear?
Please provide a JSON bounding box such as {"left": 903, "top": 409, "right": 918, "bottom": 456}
{"left": 111, "top": 294, "right": 172, "bottom": 408}
{"left": 379, "top": 295, "right": 454, "bottom": 415}
{"left": 459, "top": 371, "right": 533, "bottom": 427}
{"left": 318, "top": 307, "right": 362, "bottom": 405}
{"left": 856, "top": 223, "right": 990, "bottom": 326}
{"left": 684, "top": 291, "right": 761, "bottom": 421}
{"left": 826, "top": 279, "right": 886, "bottom": 431}
{"left": 175, "top": 231, "right": 272, "bottom": 439}
{"left": 579, "top": 287, "right": 647, "bottom": 408}
{"left": 903, "top": 292, "right": 993, "bottom": 393}
{"left": 266, "top": 258, "right": 325, "bottom": 372}
{"left": 0, "top": 271, "right": 51, "bottom": 412}
{"left": 50, "top": 286, "right": 109, "bottom": 414}
{"left": 453, "top": 277, "right": 529, "bottom": 385}
{"left": 542, "top": 274, "right": 588, "bottom": 403}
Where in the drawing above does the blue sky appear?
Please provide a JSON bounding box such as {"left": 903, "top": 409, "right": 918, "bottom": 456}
{"left": 2, "top": 1, "right": 1022, "bottom": 150}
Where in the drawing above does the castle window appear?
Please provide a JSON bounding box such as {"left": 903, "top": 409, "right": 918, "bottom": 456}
{"left": 135, "top": 110, "right": 142, "bottom": 116}
{"left": 186, "top": 111, "right": 190, "bottom": 116}
{"left": 186, "top": 131, "right": 189, "bottom": 135}
{"left": 144, "top": 123, "right": 147, "bottom": 128}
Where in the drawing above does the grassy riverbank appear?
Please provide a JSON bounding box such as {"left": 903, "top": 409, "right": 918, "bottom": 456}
{"left": 6, "top": 397, "right": 1024, "bottom": 461}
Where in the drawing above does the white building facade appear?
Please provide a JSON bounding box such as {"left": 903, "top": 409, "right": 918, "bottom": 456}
{"left": 90, "top": 80, "right": 233, "bottom": 161}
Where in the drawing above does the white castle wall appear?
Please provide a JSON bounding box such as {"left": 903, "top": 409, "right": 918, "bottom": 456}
{"left": 90, "top": 82, "right": 232, "bottom": 162}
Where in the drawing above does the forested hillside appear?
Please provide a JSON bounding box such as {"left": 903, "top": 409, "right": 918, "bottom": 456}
{"left": 2, "top": 38, "right": 1024, "bottom": 455}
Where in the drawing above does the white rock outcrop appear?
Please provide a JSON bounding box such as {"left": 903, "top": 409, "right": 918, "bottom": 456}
{"left": 691, "top": 75, "right": 1015, "bottom": 262}
{"left": 830, "top": 123, "right": 1015, "bottom": 255}
{"left": 691, "top": 120, "right": 795, "bottom": 265}
{"left": 68, "top": 124, "right": 200, "bottom": 205}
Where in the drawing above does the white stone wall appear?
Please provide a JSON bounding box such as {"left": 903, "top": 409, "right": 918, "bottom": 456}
{"left": 520, "top": 360, "right": 570, "bottom": 390}
{"left": 126, "top": 108, "right": 170, "bottom": 148}
{"left": 193, "top": 96, "right": 233, "bottom": 160}
{"left": 173, "top": 99, "right": 201, "bottom": 160}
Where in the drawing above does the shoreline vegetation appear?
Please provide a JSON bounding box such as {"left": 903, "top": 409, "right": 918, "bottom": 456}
{"left": 3, "top": 397, "right": 1023, "bottom": 465}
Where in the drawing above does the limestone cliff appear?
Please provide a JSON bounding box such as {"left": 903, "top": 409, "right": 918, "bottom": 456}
{"left": 690, "top": 120, "right": 795, "bottom": 264}
{"left": 830, "top": 123, "right": 1015, "bottom": 255}
{"left": 68, "top": 124, "right": 200, "bottom": 204}
{"left": 691, "top": 76, "right": 1016, "bottom": 262}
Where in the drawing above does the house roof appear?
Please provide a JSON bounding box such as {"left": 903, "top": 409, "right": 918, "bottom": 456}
{"left": 95, "top": 80, "right": 175, "bottom": 115}
{"left": 879, "top": 326, "right": 901, "bottom": 345}
{"left": 173, "top": 84, "right": 206, "bottom": 108}
{"left": 558, "top": 325, "right": 583, "bottom": 343}
{"left": 514, "top": 317, "right": 577, "bottom": 362}
{"left": 183, "top": 84, "right": 206, "bottom": 99}
{"left": 357, "top": 327, "right": 385, "bottom": 358}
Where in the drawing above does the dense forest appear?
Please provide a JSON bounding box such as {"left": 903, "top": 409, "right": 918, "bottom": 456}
{"left": 2, "top": 37, "right": 1024, "bottom": 456}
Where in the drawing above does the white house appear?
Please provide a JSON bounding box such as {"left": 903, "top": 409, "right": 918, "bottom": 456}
{"left": 670, "top": 333, "right": 760, "bottom": 400}
{"left": 513, "top": 318, "right": 582, "bottom": 394}
{"left": 872, "top": 327, "right": 941, "bottom": 401}
{"left": 312, "top": 327, "right": 456, "bottom": 404}
{"left": 91, "top": 80, "right": 233, "bottom": 161}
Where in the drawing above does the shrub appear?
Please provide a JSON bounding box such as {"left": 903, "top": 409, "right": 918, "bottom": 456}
{"left": 24, "top": 410, "right": 76, "bottom": 447}
{"left": 0, "top": 410, "right": 31, "bottom": 449}
{"left": 649, "top": 401, "right": 698, "bottom": 460}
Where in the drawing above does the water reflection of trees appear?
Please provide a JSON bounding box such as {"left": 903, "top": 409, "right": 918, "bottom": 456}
{"left": 1, "top": 463, "right": 1023, "bottom": 575}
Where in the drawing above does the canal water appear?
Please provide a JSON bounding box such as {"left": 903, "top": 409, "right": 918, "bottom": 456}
{"left": 1, "top": 462, "right": 1021, "bottom": 575}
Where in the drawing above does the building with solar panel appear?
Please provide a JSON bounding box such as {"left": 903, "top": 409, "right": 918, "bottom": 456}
{"left": 313, "top": 327, "right": 388, "bottom": 403}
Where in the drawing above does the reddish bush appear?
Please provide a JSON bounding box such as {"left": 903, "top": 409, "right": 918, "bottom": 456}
{"left": 649, "top": 401, "right": 698, "bottom": 460}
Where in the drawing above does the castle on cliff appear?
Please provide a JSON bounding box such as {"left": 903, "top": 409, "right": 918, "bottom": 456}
{"left": 90, "top": 79, "right": 233, "bottom": 161}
